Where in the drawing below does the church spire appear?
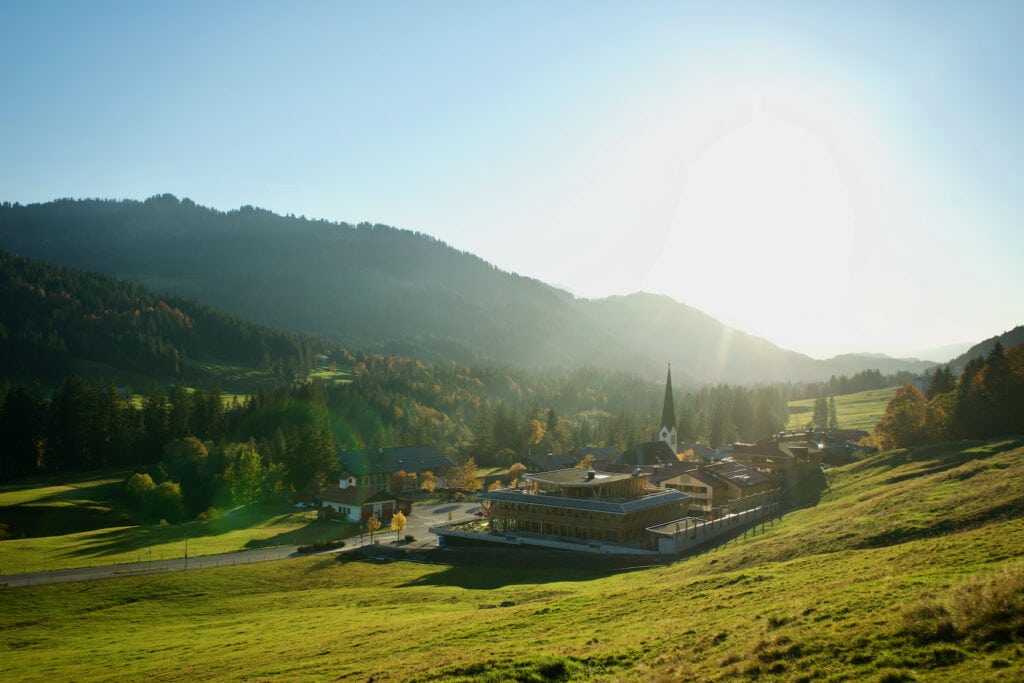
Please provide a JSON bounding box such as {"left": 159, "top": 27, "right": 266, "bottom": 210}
{"left": 660, "top": 364, "right": 678, "bottom": 454}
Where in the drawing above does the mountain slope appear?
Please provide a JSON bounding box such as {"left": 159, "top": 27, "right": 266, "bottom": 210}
{"left": 0, "top": 248, "right": 317, "bottom": 386}
{"left": 949, "top": 325, "right": 1024, "bottom": 374}
{"left": 0, "top": 196, "right": 938, "bottom": 383}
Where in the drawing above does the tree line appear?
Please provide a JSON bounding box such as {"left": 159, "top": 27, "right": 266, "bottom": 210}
{"left": 874, "top": 342, "right": 1024, "bottom": 449}
{"left": 0, "top": 376, "right": 339, "bottom": 521}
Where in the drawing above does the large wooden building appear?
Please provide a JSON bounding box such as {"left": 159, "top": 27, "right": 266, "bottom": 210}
{"left": 480, "top": 468, "right": 689, "bottom": 548}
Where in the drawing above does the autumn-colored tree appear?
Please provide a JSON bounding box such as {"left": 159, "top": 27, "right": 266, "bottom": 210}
{"left": 925, "top": 392, "right": 956, "bottom": 443}
{"left": 875, "top": 385, "right": 931, "bottom": 449}
{"left": 677, "top": 448, "right": 696, "bottom": 462}
{"left": 487, "top": 480, "right": 501, "bottom": 492}
{"left": 576, "top": 453, "right": 595, "bottom": 469}
{"left": 419, "top": 470, "right": 437, "bottom": 493}
{"left": 390, "top": 510, "right": 407, "bottom": 541}
{"left": 508, "top": 462, "right": 527, "bottom": 486}
{"left": 450, "top": 456, "right": 478, "bottom": 491}
{"left": 366, "top": 516, "right": 381, "bottom": 543}
{"left": 390, "top": 469, "right": 409, "bottom": 494}
{"left": 525, "top": 418, "right": 545, "bottom": 447}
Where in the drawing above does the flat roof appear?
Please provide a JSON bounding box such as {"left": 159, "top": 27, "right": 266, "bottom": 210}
{"left": 525, "top": 468, "right": 640, "bottom": 488}
{"left": 479, "top": 488, "right": 687, "bottom": 515}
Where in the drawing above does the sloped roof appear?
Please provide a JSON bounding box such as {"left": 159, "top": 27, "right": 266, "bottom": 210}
{"left": 320, "top": 486, "right": 394, "bottom": 506}
{"left": 706, "top": 462, "right": 772, "bottom": 487}
{"left": 337, "top": 446, "right": 453, "bottom": 477}
{"left": 529, "top": 451, "right": 579, "bottom": 470}
{"left": 662, "top": 469, "right": 722, "bottom": 489}
{"left": 677, "top": 442, "right": 716, "bottom": 460}
{"left": 614, "top": 441, "right": 678, "bottom": 467}
{"left": 648, "top": 461, "right": 700, "bottom": 485}
{"left": 569, "top": 446, "right": 618, "bottom": 463}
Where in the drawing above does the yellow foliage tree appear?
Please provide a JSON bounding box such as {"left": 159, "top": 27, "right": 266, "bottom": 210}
{"left": 526, "top": 419, "right": 545, "bottom": 446}
{"left": 390, "top": 510, "right": 407, "bottom": 541}
{"left": 508, "top": 462, "right": 527, "bottom": 487}
{"left": 451, "top": 457, "right": 478, "bottom": 491}
{"left": 576, "top": 453, "right": 595, "bottom": 469}
{"left": 366, "top": 516, "right": 381, "bottom": 543}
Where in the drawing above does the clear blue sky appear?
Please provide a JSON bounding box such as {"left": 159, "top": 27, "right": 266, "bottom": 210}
{"left": 2, "top": 1, "right": 1022, "bottom": 359}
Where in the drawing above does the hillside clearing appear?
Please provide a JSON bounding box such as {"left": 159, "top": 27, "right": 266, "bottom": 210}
{"left": 787, "top": 386, "right": 899, "bottom": 432}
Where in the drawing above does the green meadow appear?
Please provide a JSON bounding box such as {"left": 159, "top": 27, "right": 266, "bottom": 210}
{"left": 787, "top": 386, "right": 899, "bottom": 432}
{"left": 0, "top": 472, "right": 354, "bottom": 574}
{"left": 3, "top": 437, "right": 1023, "bottom": 681}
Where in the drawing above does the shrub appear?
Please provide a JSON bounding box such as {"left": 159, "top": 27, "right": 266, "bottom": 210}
{"left": 124, "top": 472, "right": 156, "bottom": 502}
{"left": 953, "top": 565, "right": 1024, "bottom": 642}
{"left": 404, "top": 534, "right": 416, "bottom": 543}
{"left": 902, "top": 603, "right": 959, "bottom": 644}
{"left": 148, "top": 481, "right": 186, "bottom": 523}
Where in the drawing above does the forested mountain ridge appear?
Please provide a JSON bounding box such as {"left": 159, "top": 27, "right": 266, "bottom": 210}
{"left": 0, "top": 248, "right": 319, "bottom": 384}
{"left": 0, "top": 196, "right": 938, "bottom": 383}
{"left": 949, "top": 325, "right": 1024, "bottom": 374}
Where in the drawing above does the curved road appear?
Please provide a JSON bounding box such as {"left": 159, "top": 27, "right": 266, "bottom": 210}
{"left": 1, "top": 502, "right": 481, "bottom": 589}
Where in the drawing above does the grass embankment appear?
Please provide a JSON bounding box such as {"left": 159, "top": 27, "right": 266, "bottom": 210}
{"left": 787, "top": 386, "right": 899, "bottom": 432}
{"left": 4, "top": 438, "right": 1024, "bottom": 680}
{"left": 0, "top": 472, "right": 354, "bottom": 573}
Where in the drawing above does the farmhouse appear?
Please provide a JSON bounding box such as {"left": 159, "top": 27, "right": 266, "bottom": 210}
{"left": 336, "top": 446, "right": 453, "bottom": 492}
{"left": 319, "top": 485, "right": 398, "bottom": 523}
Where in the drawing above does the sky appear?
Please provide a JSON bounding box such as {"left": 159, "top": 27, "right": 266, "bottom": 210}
{"left": 2, "top": 1, "right": 1022, "bottom": 360}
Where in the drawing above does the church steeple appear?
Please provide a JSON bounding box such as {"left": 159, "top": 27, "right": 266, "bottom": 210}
{"left": 659, "top": 364, "right": 678, "bottom": 455}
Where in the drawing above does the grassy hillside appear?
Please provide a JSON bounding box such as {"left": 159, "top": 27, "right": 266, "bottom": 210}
{"left": 3, "top": 438, "right": 1024, "bottom": 681}
{"left": 787, "top": 386, "right": 899, "bottom": 432}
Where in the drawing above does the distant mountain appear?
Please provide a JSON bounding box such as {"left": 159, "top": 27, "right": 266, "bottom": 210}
{"left": 818, "top": 353, "right": 935, "bottom": 377}
{"left": 0, "top": 196, "right": 936, "bottom": 384}
{"left": 949, "top": 326, "right": 1024, "bottom": 374}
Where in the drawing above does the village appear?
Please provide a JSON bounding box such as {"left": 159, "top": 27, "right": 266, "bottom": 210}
{"left": 319, "top": 368, "right": 868, "bottom": 556}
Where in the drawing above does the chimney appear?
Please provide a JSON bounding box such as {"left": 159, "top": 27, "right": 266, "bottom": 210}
{"left": 587, "top": 469, "right": 596, "bottom": 480}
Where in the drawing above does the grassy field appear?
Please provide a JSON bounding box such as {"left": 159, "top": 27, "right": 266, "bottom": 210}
{"left": 3, "top": 437, "right": 1023, "bottom": 681}
{"left": 309, "top": 367, "right": 356, "bottom": 384}
{"left": 786, "top": 386, "right": 899, "bottom": 432}
{"left": 0, "top": 472, "right": 355, "bottom": 574}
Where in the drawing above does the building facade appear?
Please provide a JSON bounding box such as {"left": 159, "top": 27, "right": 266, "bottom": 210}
{"left": 480, "top": 468, "right": 689, "bottom": 548}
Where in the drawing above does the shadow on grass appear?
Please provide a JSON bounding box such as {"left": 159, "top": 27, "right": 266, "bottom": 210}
{"left": 0, "top": 505, "right": 134, "bottom": 540}
{"left": 53, "top": 503, "right": 336, "bottom": 560}
{"left": 352, "top": 546, "right": 663, "bottom": 590}
{"left": 243, "top": 518, "right": 358, "bottom": 550}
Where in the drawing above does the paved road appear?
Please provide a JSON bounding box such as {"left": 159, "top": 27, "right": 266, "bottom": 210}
{"left": 1, "top": 501, "right": 481, "bottom": 589}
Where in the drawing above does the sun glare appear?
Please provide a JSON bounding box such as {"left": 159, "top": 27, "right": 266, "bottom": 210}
{"left": 645, "top": 84, "right": 863, "bottom": 356}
